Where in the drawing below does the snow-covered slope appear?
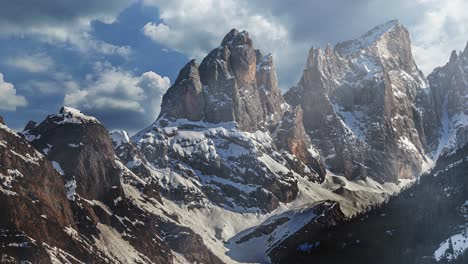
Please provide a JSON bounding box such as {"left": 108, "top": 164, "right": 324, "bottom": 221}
{"left": 420, "top": 42, "right": 468, "bottom": 158}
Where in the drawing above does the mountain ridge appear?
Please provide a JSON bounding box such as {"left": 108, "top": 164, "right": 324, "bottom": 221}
{"left": 1, "top": 20, "right": 467, "bottom": 263}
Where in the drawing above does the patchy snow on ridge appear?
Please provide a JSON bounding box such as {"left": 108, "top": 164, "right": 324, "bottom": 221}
{"left": 52, "top": 161, "right": 64, "bottom": 175}
{"left": 111, "top": 130, "right": 131, "bottom": 147}
{"left": 337, "top": 20, "right": 400, "bottom": 56}
{"left": 54, "top": 106, "right": 98, "bottom": 125}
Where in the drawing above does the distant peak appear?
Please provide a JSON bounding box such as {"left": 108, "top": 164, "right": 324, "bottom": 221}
{"left": 175, "top": 59, "right": 199, "bottom": 84}
{"left": 335, "top": 20, "right": 406, "bottom": 55}
{"left": 464, "top": 41, "right": 468, "bottom": 56}
{"left": 449, "top": 50, "right": 459, "bottom": 63}
{"left": 221, "top": 28, "right": 251, "bottom": 46}
{"left": 57, "top": 106, "right": 98, "bottom": 124}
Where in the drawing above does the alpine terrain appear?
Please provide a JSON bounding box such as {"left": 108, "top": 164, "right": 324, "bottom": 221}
{"left": 0, "top": 20, "right": 467, "bottom": 263}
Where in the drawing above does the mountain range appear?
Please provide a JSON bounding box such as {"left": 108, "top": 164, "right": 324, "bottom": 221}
{"left": 1, "top": 20, "right": 467, "bottom": 263}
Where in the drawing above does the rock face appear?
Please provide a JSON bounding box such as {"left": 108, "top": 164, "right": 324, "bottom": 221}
{"left": 159, "top": 29, "right": 286, "bottom": 131}
{"left": 127, "top": 29, "right": 326, "bottom": 214}
{"left": 1, "top": 108, "right": 222, "bottom": 264}
{"left": 285, "top": 20, "right": 430, "bottom": 183}
{"left": 273, "top": 106, "right": 326, "bottom": 182}
{"left": 159, "top": 60, "right": 205, "bottom": 121}
{"left": 21, "top": 106, "right": 123, "bottom": 204}
{"left": 418, "top": 42, "right": 468, "bottom": 158}
{"left": 0, "top": 121, "right": 77, "bottom": 260}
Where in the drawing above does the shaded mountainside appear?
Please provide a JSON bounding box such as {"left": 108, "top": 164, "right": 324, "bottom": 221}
{"left": 1, "top": 109, "right": 222, "bottom": 264}
{"left": 272, "top": 144, "right": 468, "bottom": 264}
{"left": 418, "top": 42, "right": 468, "bottom": 158}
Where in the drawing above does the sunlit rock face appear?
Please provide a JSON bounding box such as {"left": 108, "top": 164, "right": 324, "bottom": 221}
{"left": 159, "top": 29, "right": 286, "bottom": 132}
{"left": 285, "top": 20, "right": 431, "bottom": 183}
{"left": 133, "top": 29, "right": 326, "bottom": 214}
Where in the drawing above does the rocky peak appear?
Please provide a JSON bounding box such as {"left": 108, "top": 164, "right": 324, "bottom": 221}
{"left": 256, "top": 52, "right": 287, "bottom": 126}
{"left": 0, "top": 116, "right": 3, "bottom": 125}
{"left": 21, "top": 107, "right": 123, "bottom": 204}
{"left": 335, "top": 20, "right": 403, "bottom": 54}
{"left": 159, "top": 29, "right": 285, "bottom": 131}
{"left": 0, "top": 118, "right": 77, "bottom": 257}
{"left": 285, "top": 21, "right": 430, "bottom": 182}
{"left": 423, "top": 43, "right": 468, "bottom": 156}
{"left": 221, "top": 29, "right": 252, "bottom": 47}
{"left": 158, "top": 59, "right": 205, "bottom": 121}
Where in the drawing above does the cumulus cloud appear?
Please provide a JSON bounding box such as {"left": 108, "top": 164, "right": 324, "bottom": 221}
{"left": 410, "top": 0, "right": 468, "bottom": 74}
{"left": 0, "top": 73, "right": 28, "bottom": 111}
{"left": 5, "top": 53, "right": 55, "bottom": 73}
{"left": 141, "top": 0, "right": 301, "bottom": 87}
{"left": 64, "top": 63, "right": 170, "bottom": 128}
{"left": 0, "top": 0, "right": 132, "bottom": 57}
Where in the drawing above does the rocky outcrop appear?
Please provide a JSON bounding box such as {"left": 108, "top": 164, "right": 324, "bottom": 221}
{"left": 0, "top": 121, "right": 77, "bottom": 256}
{"left": 5, "top": 109, "right": 223, "bottom": 264}
{"left": 128, "top": 29, "right": 327, "bottom": 214}
{"left": 419, "top": 42, "right": 468, "bottom": 158}
{"left": 285, "top": 20, "right": 430, "bottom": 183}
{"left": 256, "top": 51, "right": 287, "bottom": 127}
{"left": 273, "top": 106, "right": 326, "bottom": 182}
{"left": 159, "top": 60, "right": 205, "bottom": 121}
{"left": 21, "top": 106, "right": 123, "bottom": 204}
{"left": 158, "top": 29, "right": 286, "bottom": 131}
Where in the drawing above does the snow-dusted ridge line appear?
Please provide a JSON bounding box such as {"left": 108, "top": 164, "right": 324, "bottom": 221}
{"left": 54, "top": 106, "right": 99, "bottom": 125}
{"left": 336, "top": 19, "right": 401, "bottom": 55}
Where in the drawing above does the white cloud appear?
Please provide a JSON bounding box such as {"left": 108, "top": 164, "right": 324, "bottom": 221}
{"left": 5, "top": 53, "right": 55, "bottom": 73}
{"left": 0, "top": 73, "right": 28, "bottom": 111}
{"left": 64, "top": 63, "right": 170, "bottom": 122}
{"left": 410, "top": 0, "right": 468, "bottom": 74}
{"left": 0, "top": 0, "right": 132, "bottom": 58}
{"left": 141, "top": 0, "right": 302, "bottom": 88}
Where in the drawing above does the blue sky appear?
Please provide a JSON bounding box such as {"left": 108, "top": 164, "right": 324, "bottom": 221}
{"left": 0, "top": 0, "right": 467, "bottom": 132}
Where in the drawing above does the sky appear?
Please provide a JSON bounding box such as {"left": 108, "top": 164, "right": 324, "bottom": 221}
{"left": 0, "top": 0, "right": 467, "bottom": 133}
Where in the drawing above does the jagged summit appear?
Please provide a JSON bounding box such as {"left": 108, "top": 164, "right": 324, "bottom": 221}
{"left": 285, "top": 20, "right": 430, "bottom": 182}
{"left": 221, "top": 28, "right": 252, "bottom": 46}
{"left": 157, "top": 28, "right": 285, "bottom": 131}
{"left": 421, "top": 42, "right": 468, "bottom": 157}
{"left": 57, "top": 106, "right": 99, "bottom": 124}
{"left": 335, "top": 20, "right": 404, "bottom": 55}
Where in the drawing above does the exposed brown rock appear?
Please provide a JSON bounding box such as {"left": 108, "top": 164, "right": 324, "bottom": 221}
{"left": 160, "top": 29, "right": 286, "bottom": 132}
{"left": 159, "top": 59, "right": 205, "bottom": 121}
{"left": 22, "top": 107, "right": 124, "bottom": 204}
{"left": 274, "top": 106, "right": 326, "bottom": 182}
